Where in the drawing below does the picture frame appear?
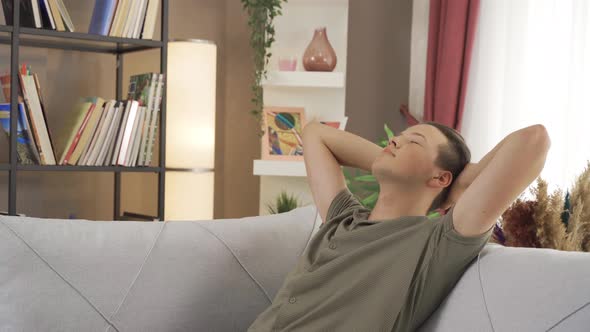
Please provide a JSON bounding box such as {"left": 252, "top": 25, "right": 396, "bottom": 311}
{"left": 318, "top": 116, "right": 348, "bottom": 130}
{"left": 261, "top": 106, "right": 306, "bottom": 160}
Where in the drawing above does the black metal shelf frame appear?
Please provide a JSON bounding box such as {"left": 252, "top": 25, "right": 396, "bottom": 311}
{"left": 4, "top": 0, "right": 169, "bottom": 221}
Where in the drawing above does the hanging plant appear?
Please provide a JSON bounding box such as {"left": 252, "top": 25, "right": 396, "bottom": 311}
{"left": 241, "top": 0, "right": 288, "bottom": 138}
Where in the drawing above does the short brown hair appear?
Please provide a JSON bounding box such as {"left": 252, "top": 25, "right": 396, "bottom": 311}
{"left": 423, "top": 121, "right": 471, "bottom": 212}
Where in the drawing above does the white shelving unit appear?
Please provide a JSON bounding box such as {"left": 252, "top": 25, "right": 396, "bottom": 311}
{"left": 254, "top": 0, "right": 349, "bottom": 215}
{"left": 253, "top": 160, "right": 307, "bottom": 177}
{"left": 262, "top": 71, "right": 345, "bottom": 88}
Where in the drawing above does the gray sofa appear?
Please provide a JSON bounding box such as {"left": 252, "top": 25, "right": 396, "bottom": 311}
{"left": 1, "top": 204, "right": 589, "bottom": 332}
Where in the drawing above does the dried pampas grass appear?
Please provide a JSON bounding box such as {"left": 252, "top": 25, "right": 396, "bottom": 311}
{"left": 532, "top": 178, "right": 567, "bottom": 250}
{"left": 568, "top": 161, "right": 590, "bottom": 251}
{"left": 501, "top": 161, "right": 590, "bottom": 252}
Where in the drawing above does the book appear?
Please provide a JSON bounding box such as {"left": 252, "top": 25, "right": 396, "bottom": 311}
{"left": 86, "top": 100, "right": 117, "bottom": 165}
{"left": 97, "top": 102, "right": 122, "bottom": 165}
{"left": 113, "top": 0, "right": 132, "bottom": 37}
{"left": 0, "top": 74, "right": 12, "bottom": 102}
{"left": 122, "top": 0, "right": 139, "bottom": 38}
{"left": 58, "top": 101, "right": 94, "bottom": 165}
{"left": 47, "top": 0, "right": 65, "bottom": 31}
{"left": 108, "top": 0, "right": 125, "bottom": 36}
{"left": 2, "top": 0, "right": 37, "bottom": 28}
{"left": 138, "top": 73, "right": 157, "bottom": 165}
{"left": 141, "top": 0, "right": 159, "bottom": 40}
{"left": 39, "top": 0, "right": 56, "bottom": 30}
{"left": 123, "top": 102, "right": 142, "bottom": 166}
{"left": 54, "top": 100, "right": 92, "bottom": 165}
{"left": 67, "top": 97, "right": 104, "bottom": 165}
{"left": 0, "top": 102, "right": 40, "bottom": 164}
{"left": 79, "top": 101, "right": 107, "bottom": 165}
{"left": 54, "top": 0, "right": 74, "bottom": 32}
{"left": 111, "top": 101, "right": 131, "bottom": 165}
{"left": 132, "top": 0, "right": 148, "bottom": 39}
{"left": 0, "top": 1, "right": 4, "bottom": 25}
{"left": 31, "top": 0, "right": 43, "bottom": 28}
{"left": 19, "top": 73, "right": 56, "bottom": 165}
{"left": 88, "top": 0, "right": 117, "bottom": 36}
{"left": 127, "top": 73, "right": 152, "bottom": 104}
{"left": 116, "top": 100, "right": 138, "bottom": 166}
{"left": 21, "top": 0, "right": 37, "bottom": 28}
{"left": 145, "top": 73, "right": 164, "bottom": 165}
{"left": 103, "top": 104, "right": 124, "bottom": 165}
{"left": 128, "top": 106, "right": 145, "bottom": 166}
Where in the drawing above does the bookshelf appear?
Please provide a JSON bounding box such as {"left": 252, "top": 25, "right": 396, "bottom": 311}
{"left": 2, "top": 0, "right": 169, "bottom": 221}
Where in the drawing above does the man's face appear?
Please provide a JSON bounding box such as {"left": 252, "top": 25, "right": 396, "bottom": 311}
{"left": 372, "top": 124, "right": 449, "bottom": 185}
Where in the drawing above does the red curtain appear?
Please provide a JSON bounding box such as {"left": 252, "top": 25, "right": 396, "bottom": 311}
{"left": 423, "top": 0, "right": 480, "bottom": 131}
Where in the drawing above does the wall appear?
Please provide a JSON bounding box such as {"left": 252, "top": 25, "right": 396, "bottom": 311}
{"left": 345, "top": 0, "right": 413, "bottom": 141}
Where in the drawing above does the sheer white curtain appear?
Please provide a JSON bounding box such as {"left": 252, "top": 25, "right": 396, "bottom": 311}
{"left": 462, "top": 0, "right": 590, "bottom": 196}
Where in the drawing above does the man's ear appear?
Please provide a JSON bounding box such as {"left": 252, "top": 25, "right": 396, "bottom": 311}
{"left": 428, "top": 170, "right": 453, "bottom": 189}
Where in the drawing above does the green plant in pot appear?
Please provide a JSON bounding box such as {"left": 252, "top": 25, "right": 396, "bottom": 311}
{"left": 241, "top": 0, "right": 288, "bottom": 138}
{"left": 266, "top": 190, "right": 302, "bottom": 214}
{"left": 343, "top": 123, "right": 442, "bottom": 219}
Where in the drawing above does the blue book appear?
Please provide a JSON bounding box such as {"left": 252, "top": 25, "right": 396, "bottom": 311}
{"left": 88, "top": 0, "right": 117, "bottom": 36}
{"left": 0, "top": 103, "right": 40, "bottom": 164}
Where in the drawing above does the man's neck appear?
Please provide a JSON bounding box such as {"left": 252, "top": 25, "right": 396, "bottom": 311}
{"left": 367, "top": 184, "right": 432, "bottom": 222}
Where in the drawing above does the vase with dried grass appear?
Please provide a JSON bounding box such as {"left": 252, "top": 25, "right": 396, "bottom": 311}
{"left": 499, "top": 161, "right": 590, "bottom": 252}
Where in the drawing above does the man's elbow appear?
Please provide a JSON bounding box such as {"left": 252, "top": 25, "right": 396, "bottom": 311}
{"left": 302, "top": 121, "right": 322, "bottom": 139}
{"left": 524, "top": 124, "right": 551, "bottom": 151}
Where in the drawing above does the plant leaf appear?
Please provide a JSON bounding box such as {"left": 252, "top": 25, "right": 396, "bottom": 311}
{"left": 354, "top": 174, "right": 376, "bottom": 182}
{"left": 384, "top": 123, "right": 395, "bottom": 140}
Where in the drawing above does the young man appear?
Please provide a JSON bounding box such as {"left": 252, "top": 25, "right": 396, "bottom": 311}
{"left": 247, "top": 121, "right": 551, "bottom": 331}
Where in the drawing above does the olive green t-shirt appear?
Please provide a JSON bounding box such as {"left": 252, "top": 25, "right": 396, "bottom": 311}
{"left": 247, "top": 187, "right": 494, "bottom": 332}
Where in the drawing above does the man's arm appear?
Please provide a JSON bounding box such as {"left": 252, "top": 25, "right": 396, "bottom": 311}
{"left": 301, "top": 121, "right": 383, "bottom": 223}
{"left": 450, "top": 124, "right": 551, "bottom": 237}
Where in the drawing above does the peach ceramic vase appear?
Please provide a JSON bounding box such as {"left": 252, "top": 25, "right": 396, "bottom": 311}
{"left": 302, "top": 27, "right": 337, "bottom": 72}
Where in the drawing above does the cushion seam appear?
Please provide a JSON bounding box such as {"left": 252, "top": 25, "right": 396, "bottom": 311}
{"left": 108, "top": 220, "right": 168, "bottom": 322}
{"left": 194, "top": 222, "right": 274, "bottom": 304}
{"left": 477, "top": 251, "right": 496, "bottom": 332}
{"left": 545, "top": 301, "right": 590, "bottom": 331}
{"left": 0, "top": 218, "right": 121, "bottom": 332}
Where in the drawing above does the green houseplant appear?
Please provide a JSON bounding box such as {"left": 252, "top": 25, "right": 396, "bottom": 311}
{"left": 266, "top": 190, "right": 302, "bottom": 214}
{"left": 241, "top": 0, "right": 288, "bottom": 138}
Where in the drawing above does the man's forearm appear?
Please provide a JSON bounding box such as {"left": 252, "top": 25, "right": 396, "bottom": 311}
{"left": 462, "top": 125, "right": 549, "bottom": 186}
{"left": 302, "top": 121, "right": 383, "bottom": 172}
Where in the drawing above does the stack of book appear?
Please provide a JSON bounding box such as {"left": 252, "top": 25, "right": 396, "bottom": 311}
{"left": 54, "top": 72, "right": 165, "bottom": 167}
{"left": 0, "top": 0, "right": 75, "bottom": 32}
{"left": 89, "top": 0, "right": 160, "bottom": 40}
{"left": 0, "top": 69, "right": 165, "bottom": 167}
{"left": 0, "top": 65, "right": 56, "bottom": 165}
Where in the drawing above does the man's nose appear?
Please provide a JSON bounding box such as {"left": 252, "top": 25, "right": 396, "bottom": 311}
{"left": 389, "top": 138, "right": 400, "bottom": 149}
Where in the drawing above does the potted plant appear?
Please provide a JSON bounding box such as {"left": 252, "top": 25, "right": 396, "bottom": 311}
{"left": 266, "top": 190, "right": 302, "bottom": 214}
{"left": 241, "top": 0, "right": 288, "bottom": 138}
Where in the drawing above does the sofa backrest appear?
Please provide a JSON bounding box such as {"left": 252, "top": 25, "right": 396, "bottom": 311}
{"left": 0, "top": 205, "right": 321, "bottom": 332}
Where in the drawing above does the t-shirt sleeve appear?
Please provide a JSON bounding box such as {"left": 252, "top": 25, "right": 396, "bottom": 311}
{"left": 410, "top": 205, "right": 495, "bottom": 328}
{"left": 324, "top": 187, "right": 364, "bottom": 224}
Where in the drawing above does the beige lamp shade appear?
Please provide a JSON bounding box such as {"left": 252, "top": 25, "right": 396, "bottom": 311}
{"left": 165, "top": 39, "right": 217, "bottom": 221}
{"left": 166, "top": 40, "right": 217, "bottom": 169}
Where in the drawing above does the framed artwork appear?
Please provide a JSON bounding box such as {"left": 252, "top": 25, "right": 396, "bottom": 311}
{"left": 262, "top": 106, "right": 306, "bottom": 160}
{"left": 319, "top": 116, "right": 348, "bottom": 130}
